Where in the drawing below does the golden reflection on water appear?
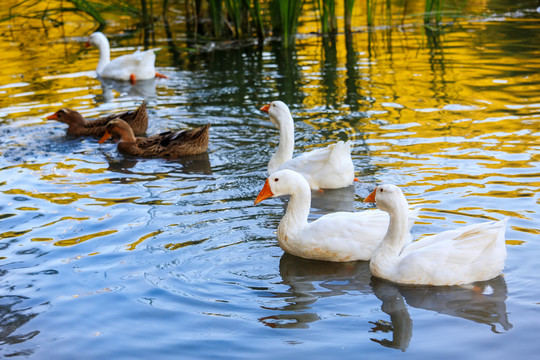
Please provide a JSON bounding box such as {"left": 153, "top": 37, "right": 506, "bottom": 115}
{"left": 0, "top": 1, "right": 538, "bottom": 244}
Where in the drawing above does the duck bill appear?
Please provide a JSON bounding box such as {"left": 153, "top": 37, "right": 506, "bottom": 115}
{"left": 254, "top": 179, "right": 274, "bottom": 205}
{"left": 260, "top": 104, "right": 270, "bottom": 113}
{"left": 46, "top": 112, "right": 58, "bottom": 120}
{"left": 364, "top": 187, "right": 378, "bottom": 203}
{"left": 98, "top": 131, "right": 112, "bottom": 144}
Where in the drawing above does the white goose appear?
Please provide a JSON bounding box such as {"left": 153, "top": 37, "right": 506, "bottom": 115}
{"left": 254, "top": 169, "right": 419, "bottom": 262}
{"left": 87, "top": 32, "right": 167, "bottom": 83}
{"left": 364, "top": 184, "right": 509, "bottom": 286}
{"left": 260, "top": 101, "right": 356, "bottom": 190}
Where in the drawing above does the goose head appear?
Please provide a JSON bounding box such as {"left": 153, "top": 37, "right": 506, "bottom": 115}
{"left": 46, "top": 108, "right": 85, "bottom": 126}
{"left": 260, "top": 100, "right": 292, "bottom": 129}
{"left": 99, "top": 119, "right": 135, "bottom": 144}
{"left": 87, "top": 32, "right": 109, "bottom": 49}
{"left": 364, "top": 184, "right": 407, "bottom": 212}
{"left": 254, "top": 169, "right": 309, "bottom": 204}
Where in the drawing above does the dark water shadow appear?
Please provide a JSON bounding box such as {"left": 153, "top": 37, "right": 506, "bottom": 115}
{"left": 258, "top": 253, "right": 372, "bottom": 329}
{"left": 0, "top": 295, "right": 41, "bottom": 357}
{"left": 369, "top": 276, "right": 512, "bottom": 351}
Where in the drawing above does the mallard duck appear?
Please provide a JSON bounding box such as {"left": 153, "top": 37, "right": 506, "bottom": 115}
{"left": 364, "top": 184, "right": 508, "bottom": 285}
{"left": 254, "top": 169, "right": 419, "bottom": 262}
{"left": 260, "top": 101, "right": 356, "bottom": 190}
{"left": 46, "top": 102, "right": 148, "bottom": 137}
{"left": 87, "top": 32, "right": 167, "bottom": 83}
{"left": 99, "top": 119, "right": 210, "bottom": 158}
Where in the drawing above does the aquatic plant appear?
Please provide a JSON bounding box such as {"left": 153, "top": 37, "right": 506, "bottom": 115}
{"left": 2, "top": 0, "right": 468, "bottom": 49}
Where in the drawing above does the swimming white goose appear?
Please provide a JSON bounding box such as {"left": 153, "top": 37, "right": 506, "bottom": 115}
{"left": 364, "top": 184, "right": 508, "bottom": 286}
{"left": 87, "top": 32, "right": 167, "bottom": 83}
{"left": 260, "top": 101, "right": 356, "bottom": 190}
{"left": 254, "top": 169, "right": 419, "bottom": 262}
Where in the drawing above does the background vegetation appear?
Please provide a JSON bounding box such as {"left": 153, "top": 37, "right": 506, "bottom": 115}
{"left": 2, "top": 0, "right": 468, "bottom": 47}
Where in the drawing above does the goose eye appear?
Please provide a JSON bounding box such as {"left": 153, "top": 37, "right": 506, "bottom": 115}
{"left": 274, "top": 178, "right": 279, "bottom": 182}
{"left": 380, "top": 188, "right": 384, "bottom": 192}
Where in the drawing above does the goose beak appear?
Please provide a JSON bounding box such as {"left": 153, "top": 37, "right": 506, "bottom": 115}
{"left": 98, "top": 131, "right": 112, "bottom": 144}
{"left": 364, "top": 187, "right": 377, "bottom": 203}
{"left": 85, "top": 41, "right": 90, "bottom": 48}
{"left": 260, "top": 104, "right": 270, "bottom": 113}
{"left": 254, "top": 179, "right": 274, "bottom": 205}
{"left": 46, "top": 112, "right": 58, "bottom": 120}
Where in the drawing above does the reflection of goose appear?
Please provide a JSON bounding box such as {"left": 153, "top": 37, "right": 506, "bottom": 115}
{"left": 310, "top": 184, "right": 355, "bottom": 213}
{"left": 87, "top": 32, "right": 167, "bottom": 83}
{"left": 369, "top": 276, "right": 512, "bottom": 351}
{"left": 260, "top": 101, "right": 355, "bottom": 190}
{"left": 99, "top": 77, "right": 158, "bottom": 103}
{"left": 259, "top": 253, "right": 371, "bottom": 329}
{"left": 254, "top": 170, "right": 418, "bottom": 262}
{"left": 365, "top": 184, "right": 508, "bottom": 285}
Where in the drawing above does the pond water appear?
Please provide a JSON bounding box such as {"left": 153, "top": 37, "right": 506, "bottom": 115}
{"left": 1, "top": 1, "right": 539, "bottom": 359}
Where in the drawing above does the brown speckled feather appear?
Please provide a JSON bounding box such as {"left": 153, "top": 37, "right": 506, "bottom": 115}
{"left": 47, "top": 102, "right": 148, "bottom": 137}
{"left": 101, "top": 119, "right": 210, "bottom": 159}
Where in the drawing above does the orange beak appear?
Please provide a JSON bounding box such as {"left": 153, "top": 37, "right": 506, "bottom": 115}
{"left": 260, "top": 104, "right": 270, "bottom": 113}
{"left": 254, "top": 179, "right": 274, "bottom": 205}
{"left": 98, "top": 131, "right": 112, "bottom": 144}
{"left": 364, "top": 187, "right": 378, "bottom": 203}
{"left": 85, "top": 40, "right": 90, "bottom": 48}
{"left": 46, "top": 112, "right": 58, "bottom": 120}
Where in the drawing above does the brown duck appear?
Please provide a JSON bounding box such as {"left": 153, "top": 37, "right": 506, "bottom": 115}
{"left": 46, "top": 102, "right": 148, "bottom": 137}
{"left": 99, "top": 119, "right": 210, "bottom": 158}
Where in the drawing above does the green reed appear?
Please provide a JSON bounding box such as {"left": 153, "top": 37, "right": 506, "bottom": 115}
{"left": 3, "top": 0, "right": 465, "bottom": 49}
{"left": 270, "top": 0, "right": 303, "bottom": 48}
{"left": 315, "top": 0, "right": 337, "bottom": 34}
{"left": 424, "top": 0, "right": 443, "bottom": 26}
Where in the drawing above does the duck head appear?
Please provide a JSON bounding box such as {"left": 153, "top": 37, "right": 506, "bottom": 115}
{"left": 46, "top": 108, "right": 85, "bottom": 126}
{"left": 99, "top": 119, "right": 134, "bottom": 144}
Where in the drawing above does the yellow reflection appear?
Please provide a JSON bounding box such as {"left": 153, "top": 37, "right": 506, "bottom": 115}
{"left": 0, "top": 230, "right": 31, "bottom": 239}
{"left": 53, "top": 229, "right": 117, "bottom": 246}
{"left": 165, "top": 238, "right": 208, "bottom": 251}
{"left": 126, "top": 230, "right": 163, "bottom": 251}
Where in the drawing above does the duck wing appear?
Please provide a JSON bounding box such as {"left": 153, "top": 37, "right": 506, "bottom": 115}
{"left": 126, "top": 124, "right": 210, "bottom": 158}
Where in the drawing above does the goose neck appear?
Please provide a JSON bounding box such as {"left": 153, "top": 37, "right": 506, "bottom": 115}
{"left": 280, "top": 187, "right": 311, "bottom": 233}
{"left": 268, "top": 113, "right": 294, "bottom": 173}
{"left": 95, "top": 38, "right": 111, "bottom": 75}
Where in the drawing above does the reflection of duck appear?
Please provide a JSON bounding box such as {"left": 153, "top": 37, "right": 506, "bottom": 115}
{"left": 260, "top": 101, "right": 355, "bottom": 190}
{"left": 259, "top": 253, "right": 371, "bottom": 329}
{"left": 99, "top": 119, "right": 210, "bottom": 159}
{"left": 46, "top": 102, "right": 147, "bottom": 137}
{"left": 102, "top": 151, "right": 212, "bottom": 177}
{"left": 254, "top": 170, "right": 418, "bottom": 262}
{"left": 369, "top": 276, "right": 512, "bottom": 351}
{"left": 87, "top": 32, "right": 167, "bottom": 83}
{"left": 365, "top": 184, "right": 508, "bottom": 285}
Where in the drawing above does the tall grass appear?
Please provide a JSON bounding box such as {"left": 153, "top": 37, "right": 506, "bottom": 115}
{"left": 3, "top": 0, "right": 463, "bottom": 48}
